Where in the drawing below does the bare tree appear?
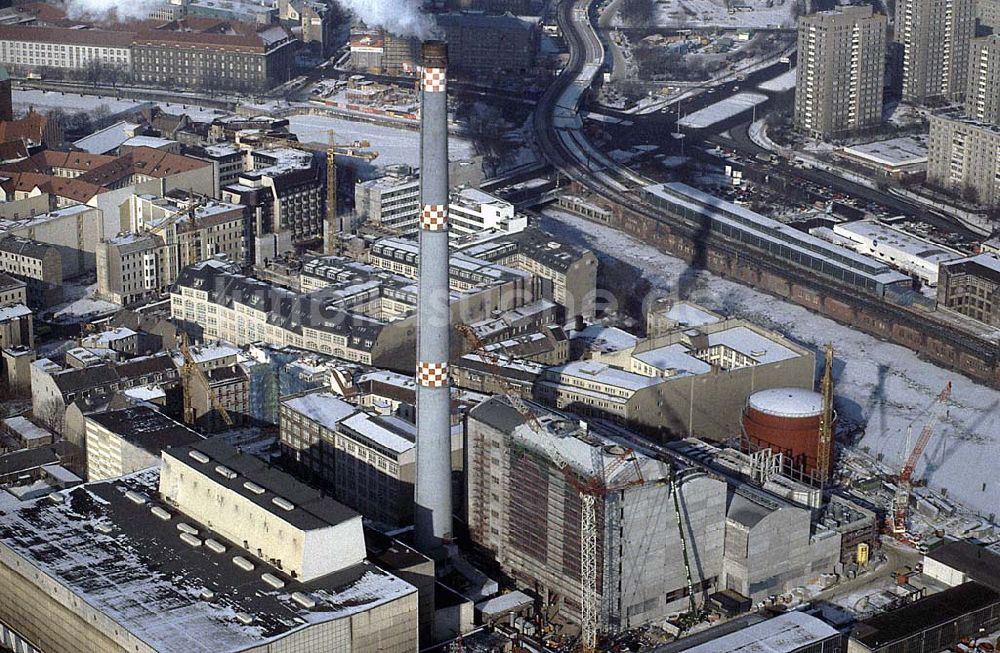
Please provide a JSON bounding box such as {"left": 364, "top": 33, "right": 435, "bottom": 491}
{"left": 620, "top": 0, "right": 656, "bottom": 26}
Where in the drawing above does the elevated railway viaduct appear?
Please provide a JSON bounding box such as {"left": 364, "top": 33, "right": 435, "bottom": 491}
{"left": 561, "top": 180, "right": 1000, "bottom": 387}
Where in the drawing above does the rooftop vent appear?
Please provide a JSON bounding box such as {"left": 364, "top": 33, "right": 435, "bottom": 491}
{"left": 189, "top": 450, "right": 210, "bottom": 464}
{"left": 291, "top": 592, "right": 317, "bottom": 609}
{"left": 271, "top": 496, "right": 295, "bottom": 511}
{"left": 180, "top": 532, "right": 202, "bottom": 547}
{"left": 205, "top": 539, "right": 226, "bottom": 554}
{"left": 261, "top": 573, "right": 285, "bottom": 589}
{"left": 233, "top": 556, "right": 254, "bottom": 572}
{"left": 125, "top": 490, "right": 147, "bottom": 505}
{"left": 243, "top": 481, "right": 265, "bottom": 495}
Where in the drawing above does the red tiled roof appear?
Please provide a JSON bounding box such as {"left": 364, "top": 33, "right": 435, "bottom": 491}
{"left": 0, "top": 24, "right": 135, "bottom": 47}
{"left": 0, "top": 112, "right": 47, "bottom": 145}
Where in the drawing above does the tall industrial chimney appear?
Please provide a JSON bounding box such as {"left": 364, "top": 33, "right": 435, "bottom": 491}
{"left": 414, "top": 40, "right": 453, "bottom": 553}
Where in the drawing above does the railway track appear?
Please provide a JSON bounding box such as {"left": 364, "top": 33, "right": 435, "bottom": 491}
{"left": 534, "top": 0, "right": 998, "bottom": 377}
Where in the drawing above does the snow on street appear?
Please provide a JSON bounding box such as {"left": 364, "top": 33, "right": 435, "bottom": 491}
{"left": 286, "top": 113, "right": 476, "bottom": 171}
{"left": 541, "top": 208, "right": 1000, "bottom": 519}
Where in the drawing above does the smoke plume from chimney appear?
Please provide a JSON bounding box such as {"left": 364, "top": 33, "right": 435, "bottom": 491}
{"left": 335, "top": 0, "right": 436, "bottom": 38}
{"left": 64, "top": 0, "right": 161, "bottom": 20}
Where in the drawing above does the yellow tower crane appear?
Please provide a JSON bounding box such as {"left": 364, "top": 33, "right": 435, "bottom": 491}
{"left": 325, "top": 130, "right": 378, "bottom": 254}
{"left": 179, "top": 334, "right": 234, "bottom": 429}
{"left": 816, "top": 343, "right": 835, "bottom": 483}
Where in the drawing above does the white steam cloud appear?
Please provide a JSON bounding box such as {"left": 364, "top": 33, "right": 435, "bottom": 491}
{"left": 336, "top": 0, "right": 437, "bottom": 39}
{"left": 64, "top": 0, "right": 161, "bottom": 21}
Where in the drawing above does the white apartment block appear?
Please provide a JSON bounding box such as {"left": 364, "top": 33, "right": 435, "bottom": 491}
{"left": 927, "top": 112, "right": 1000, "bottom": 205}
{"left": 897, "top": 0, "right": 975, "bottom": 104}
{"left": 354, "top": 172, "right": 421, "bottom": 234}
{"left": 795, "top": 6, "right": 887, "bottom": 138}
{"left": 967, "top": 35, "right": 1000, "bottom": 126}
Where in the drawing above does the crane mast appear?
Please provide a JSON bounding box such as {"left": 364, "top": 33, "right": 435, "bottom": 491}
{"left": 893, "top": 382, "right": 952, "bottom": 539}
{"left": 816, "top": 343, "right": 835, "bottom": 483}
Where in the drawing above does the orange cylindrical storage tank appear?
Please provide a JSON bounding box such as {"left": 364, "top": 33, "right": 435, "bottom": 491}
{"left": 743, "top": 388, "right": 831, "bottom": 479}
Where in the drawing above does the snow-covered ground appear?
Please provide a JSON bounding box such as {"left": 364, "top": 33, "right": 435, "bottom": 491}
{"left": 678, "top": 92, "right": 768, "bottom": 129}
{"left": 620, "top": 0, "right": 796, "bottom": 28}
{"left": 540, "top": 208, "right": 1000, "bottom": 519}
{"left": 51, "top": 281, "right": 119, "bottom": 323}
{"left": 286, "top": 113, "right": 476, "bottom": 171}
{"left": 758, "top": 67, "right": 797, "bottom": 93}
{"left": 14, "top": 89, "right": 227, "bottom": 122}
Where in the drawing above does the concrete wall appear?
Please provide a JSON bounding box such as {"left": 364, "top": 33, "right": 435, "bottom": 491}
{"left": 10, "top": 207, "right": 104, "bottom": 279}
{"left": 923, "top": 556, "right": 968, "bottom": 587}
{"left": 633, "top": 352, "right": 816, "bottom": 442}
{"left": 721, "top": 501, "right": 841, "bottom": 600}
{"left": 612, "top": 472, "right": 727, "bottom": 629}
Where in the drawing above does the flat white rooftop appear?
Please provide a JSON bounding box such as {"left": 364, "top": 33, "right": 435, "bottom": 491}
{"left": 841, "top": 137, "right": 928, "bottom": 168}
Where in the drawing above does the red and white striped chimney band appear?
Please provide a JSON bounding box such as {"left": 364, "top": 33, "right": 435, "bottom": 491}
{"left": 420, "top": 204, "right": 449, "bottom": 231}
{"left": 417, "top": 361, "right": 449, "bottom": 387}
{"left": 423, "top": 67, "right": 446, "bottom": 93}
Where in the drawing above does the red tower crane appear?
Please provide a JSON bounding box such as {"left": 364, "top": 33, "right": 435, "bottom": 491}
{"left": 892, "top": 382, "right": 952, "bottom": 539}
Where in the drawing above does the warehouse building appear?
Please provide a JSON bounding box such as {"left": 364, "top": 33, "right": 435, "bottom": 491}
{"left": 848, "top": 582, "right": 1000, "bottom": 652}
{"left": 0, "top": 438, "right": 419, "bottom": 653}
{"left": 654, "top": 611, "right": 841, "bottom": 652}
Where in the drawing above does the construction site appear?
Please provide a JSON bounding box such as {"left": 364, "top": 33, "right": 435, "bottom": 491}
{"left": 454, "top": 327, "right": 994, "bottom": 652}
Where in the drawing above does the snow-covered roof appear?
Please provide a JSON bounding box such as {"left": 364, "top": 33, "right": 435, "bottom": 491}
{"left": 281, "top": 391, "right": 357, "bottom": 427}
{"left": 122, "top": 136, "right": 177, "bottom": 150}
{"left": 548, "top": 360, "right": 660, "bottom": 392}
{"left": 634, "top": 343, "right": 712, "bottom": 376}
{"left": 124, "top": 385, "right": 167, "bottom": 402}
{"left": 339, "top": 413, "right": 413, "bottom": 454}
{"left": 87, "top": 326, "right": 137, "bottom": 345}
{"left": 2, "top": 415, "right": 49, "bottom": 442}
{"left": 0, "top": 303, "right": 30, "bottom": 321}
{"left": 841, "top": 137, "right": 928, "bottom": 167}
{"left": 73, "top": 121, "right": 142, "bottom": 154}
{"left": 475, "top": 590, "right": 533, "bottom": 617}
{"left": 747, "top": 387, "right": 823, "bottom": 418}
{"left": 677, "top": 93, "right": 768, "bottom": 130}
{"left": 663, "top": 612, "right": 838, "bottom": 652}
{"left": 572, "top": 324, "right": 638, "bottom": 352}
{"left": 660, "top": 301, "right": 721, "bottom": 328}
{"left": 176, "top": 342, "right": 240, "bottom": 365}
{"left": 0, "top": 469, "right": 416, "bottom": 653}
{"left": 833, "top": 220, "right": 961, "bottom": 264}
{"left": 707, "top": 325, "right": 798, "bottom": 364}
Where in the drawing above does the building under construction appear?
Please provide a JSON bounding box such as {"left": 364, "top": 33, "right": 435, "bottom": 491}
{"left": 465, "top": 397, "right": 874, "bottom": 640}
{"left": 466, "top": 397, "right": 725, "bottom": 636}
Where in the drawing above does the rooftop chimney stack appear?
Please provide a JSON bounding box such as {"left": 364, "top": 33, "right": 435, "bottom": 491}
{"left": 414, "top": 40, "right": 453, "bottom": 553}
